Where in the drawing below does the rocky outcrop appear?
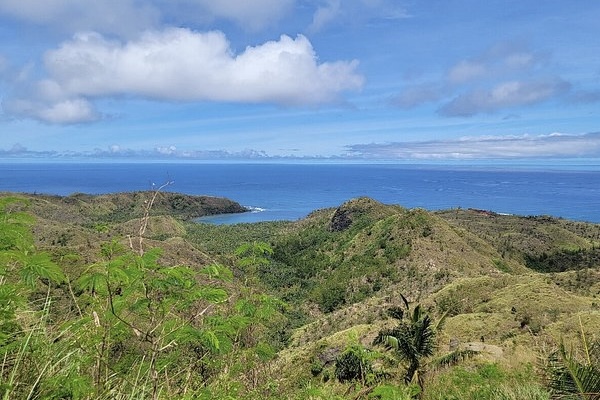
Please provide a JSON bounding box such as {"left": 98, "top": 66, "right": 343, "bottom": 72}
{"left": 329, "top": 206, "right": 354, "bottom": 232}
{"left": 328, "top": 197, "right": 391, "bottom": 232}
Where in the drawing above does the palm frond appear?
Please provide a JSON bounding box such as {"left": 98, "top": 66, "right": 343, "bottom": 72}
{"left": 547, "top": 340, "right": 600, "bottom": 399}
{"left": 432, "top": 349, "right": 479, "bottom": 370}
{"left": 400, "top": 293, "right": 410, "bottom": 310}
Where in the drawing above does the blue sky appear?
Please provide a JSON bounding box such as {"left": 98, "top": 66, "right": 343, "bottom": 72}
{"left": 0, "top": 0, "right": 599, "bottom": 161}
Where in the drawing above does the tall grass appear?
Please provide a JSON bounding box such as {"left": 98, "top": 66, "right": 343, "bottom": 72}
{"left": 423, "top": 363, "right": 549, "bottom": 400}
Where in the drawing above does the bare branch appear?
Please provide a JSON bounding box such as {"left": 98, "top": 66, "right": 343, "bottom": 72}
{"left": 138, "top": 180, "right": 173, "bottom": 255}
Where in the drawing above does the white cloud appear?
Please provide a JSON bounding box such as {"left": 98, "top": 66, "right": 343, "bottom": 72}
{"left": 392, "top": 42, "right": 569, "bottom": 115}
{"left": 440, "top": 78, "right": 570, "bottom": 116}
{"left": 5, "top": 132, "right": 600, "bottom": 161}
{"left": 447, "top": 60, "right": 487, "bottom": 84}
{"left": 392, "top": 43, "right": 571, "bottom": 117}
{"left": 486, "top": 42, "right": 547, "bottom": 70}
{"left": 308, "top": 0, "right": 409, "bottom": 32}
{"left": 36, "top": 99, "right": 97, "bottom": 124}
{"left": 2, "top": 76, "right": 99, "bottom": 123}
{"left": 346, "top": 132, "right": 600, "bottom": 159}
{"left": 5, "top": 29, "right": 363, "bottom": 123}
{"left": 4, "top": 97, "right": 97, "bottom": 124}
{"left": 445, "top": 44, "right": 546, "bottom": 85}
{"left": 44, "top": 29, "right": 363, "bottom": 103}
{"left": 308, "top": 0, "right": 341, "bottom": 33}
{"left": 503, "top": 52, "right": 536, "bottom": 69}
{"left": 0, "top": 143, "right": 274, "bottom": 160}
{"left": 155, "top": 145, "right": 177, "bottom": 155}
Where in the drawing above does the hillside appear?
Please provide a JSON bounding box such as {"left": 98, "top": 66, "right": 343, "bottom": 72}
{"left": 9, "top": 190, "right": 248, "bottom": 224}
{"left": 246, "top": 198, "right": 600, "bottom": 398}
{"left": 0, "top": 191, "right": 247, "bottom": 266}
{"left": 1, "top": 192, "right": 599, "bottom": 399}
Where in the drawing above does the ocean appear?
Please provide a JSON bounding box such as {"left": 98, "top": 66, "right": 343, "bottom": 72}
{"left": 1, "top": 162, "right": 599, "bottom": 224}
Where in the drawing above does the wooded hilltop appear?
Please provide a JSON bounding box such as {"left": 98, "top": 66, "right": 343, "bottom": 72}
{"left": 1, "top": 191, "right": 599, "bottom": 399}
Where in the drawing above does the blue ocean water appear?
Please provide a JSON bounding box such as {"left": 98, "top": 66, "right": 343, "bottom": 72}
{"left": 1, "top": 162, "right": 599, "bottom": 224}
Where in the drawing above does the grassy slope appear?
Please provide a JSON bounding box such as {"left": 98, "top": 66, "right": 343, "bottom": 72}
{"left": 1, "top": 191, "right": 248, "bottom": 275}
{"left": 262, "top": 199, "right": 600, "bottom": 396}
{"left": 3, "top": 191, "right": 600, "bottom": 398}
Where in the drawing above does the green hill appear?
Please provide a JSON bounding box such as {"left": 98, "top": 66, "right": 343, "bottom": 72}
{"left": 1, "top": 191, "right": 599, "bottom": 400}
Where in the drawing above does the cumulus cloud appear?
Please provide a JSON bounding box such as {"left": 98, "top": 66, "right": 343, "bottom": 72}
{"left": 6, "top": 98, "right": 98, "bottom": 124}
{"left": 5, "top": 29, "right": 363, "bottom": 124}
{"left": 439, "top": 78, "right": 571, "bottom": 117}
{"left": 346, "top": 132, "right": 600, "bottom": 159}
{"left": 3, "top": 76, "right": 99, "bottom": 123}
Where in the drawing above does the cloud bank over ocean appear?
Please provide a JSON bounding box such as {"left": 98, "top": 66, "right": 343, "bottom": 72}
{"left": 3, "top": 132, "right": 599, "bottom": 162}
{"left": 346, "top": 132, "right": 600, "bottom": 160}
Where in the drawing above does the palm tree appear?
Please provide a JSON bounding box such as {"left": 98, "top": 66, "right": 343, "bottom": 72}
{"left": 373, "top": 295, "right": 438, "bottom": 389}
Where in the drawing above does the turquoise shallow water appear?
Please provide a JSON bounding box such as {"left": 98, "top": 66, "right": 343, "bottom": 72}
{"left": 1, "top": 162, "right": 599, "bottom": 223}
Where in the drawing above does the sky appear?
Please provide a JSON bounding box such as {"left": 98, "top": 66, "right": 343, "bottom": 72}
{"left": 0, "top": 0, "right": 599, "bottom": 162}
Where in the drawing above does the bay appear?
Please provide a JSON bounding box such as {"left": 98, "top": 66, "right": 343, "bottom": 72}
{"left": 1, "top": 162, "right": 599, "bottom": 224}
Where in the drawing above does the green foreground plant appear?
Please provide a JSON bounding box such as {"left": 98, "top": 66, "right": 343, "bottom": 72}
{"left": 0, "top": 197, "right": 67, "bottom": 399}
{"left": 0, "top": 195, "right": 274, "bottom": 399}
{"left": 546, "top": 319, "right": 600, "bottom": 399}
{"left": 373, "top": 295, "right": 440, "bottom": 390}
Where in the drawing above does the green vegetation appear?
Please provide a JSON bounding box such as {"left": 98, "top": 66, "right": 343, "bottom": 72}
{"left": 374, "top": 296, "right": 440, "bottom": 389}
{"left": 1, "top": 192, "right": 599, "bottom": 399}
{"left": 334, "top": 343, "right": 376, "bottom": 384}
{"left": 425, "top": 363, "right": 549, "bottom": 400}
{"left": 546, "top": 323, "right": 600, "bottom": 399}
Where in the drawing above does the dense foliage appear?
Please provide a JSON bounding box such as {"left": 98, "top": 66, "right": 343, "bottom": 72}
{"left": 0, "top": 196, "right": 280, "bottom": 399}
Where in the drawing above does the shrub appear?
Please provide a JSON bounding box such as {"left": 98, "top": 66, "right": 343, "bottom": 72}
{"left": 335, "top": 345, "right": 374, "bottom": 384}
